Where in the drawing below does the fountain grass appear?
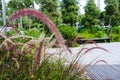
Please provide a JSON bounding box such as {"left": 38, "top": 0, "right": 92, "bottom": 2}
{"left": 0, "top": 9, "right": 109, "bottom": 80}
{"left": 0, "top": 9, "right": 89, "bottom": 80}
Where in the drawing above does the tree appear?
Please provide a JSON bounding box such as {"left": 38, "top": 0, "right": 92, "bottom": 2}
{"left": 61, "top": 0, "right": 79, "bottom": 27}
{"left": 35, "top": 0, "right": 62, "bottom": 26}
{"left": 81, "top": 0, "right": 100, "bottom": 29}
{"left": 102, "top": 0, "right": 120, "bottom": 35}
{"left": 7, "top": 0, "right": 34, "bottom": 13}
{"left": 118, "top": 0, "right": 120, "bottom": 11}
{"left": 103, "top": 0, "right": 120, "bottom": 26}
{"left": 104, "top": 0, "right": 115, "bottom": 4}
{"left": 0, "top": 0, "right": 2, "bottom": 10}
{"left": 0, "top": 1, "right": 2, "bottom": 26}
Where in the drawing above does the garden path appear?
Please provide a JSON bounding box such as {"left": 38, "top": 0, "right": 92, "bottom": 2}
{"left": 47, "top": 42, "right": 120, "bottom": 65}
{"left": 47, "top": 42, "right": 120, "bottom": 79}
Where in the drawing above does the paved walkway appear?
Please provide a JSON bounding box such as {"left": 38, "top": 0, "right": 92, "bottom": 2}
{"left": 47, "top": 42, "right": 120, "bottom": 80}
{"left": 87, "top": 64, "right": 120, "bottom": 80}
{"left": 47, "top": 42, "right": 120, "bottom": 65}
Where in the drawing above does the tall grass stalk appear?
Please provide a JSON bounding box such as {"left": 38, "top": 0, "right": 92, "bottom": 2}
{"left": 9, "top": 9, "right": 67, "bottom": 52}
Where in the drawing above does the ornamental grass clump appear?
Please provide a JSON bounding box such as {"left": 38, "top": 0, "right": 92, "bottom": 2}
{"left": 0, "top": 9, "right": 89, "bottom": 80}
{"left": 0, "top": 29, "right": 88, "bottom": 79}
{"left": 0, "top": 9, "right": 109, "bottom": 80}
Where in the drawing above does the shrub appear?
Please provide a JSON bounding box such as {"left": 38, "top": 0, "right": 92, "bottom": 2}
{"left": 59, "top": 24, "right": 77, "bottom": 46}
{"left": 112, "top": 26, "right": 120, "bottom": 34}
{"left": 78, "top": 29, "right": 95, "bottom": 39}
{"left": 109, "top": 33, "right": 120, "bottom": 42}
{"left": 0, "top": 33, "right": 87, "bottom": 80}
{"left": 95, "top": 31, "right": 105, "bottom": 38}
{"left": 109, "top": 26, "right": 120, "bottom": 42}
{"left": 59, "top": 24, "right": 77, "bottom": 40}
{"left": 78, "top": 27, "right": 107, "bottom": 39}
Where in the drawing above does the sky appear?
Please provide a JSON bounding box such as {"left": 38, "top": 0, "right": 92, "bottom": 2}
{"left": 5, "top": 0, "right": 10, "bottom": 3}
{"left": 5, "top": 0, "right": 106, "bottom": 14}
{"left": 80, "top": 0, "right": 106, "bottom": 14}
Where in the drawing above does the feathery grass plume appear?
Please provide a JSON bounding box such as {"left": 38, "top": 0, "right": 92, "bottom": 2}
{"left": 5, "top": 24, "right": 19, "bottom": 34}
{"left": 0, "top": 33, "right": 16, "bottom": 51}
{"left": 69, "top": 41, "right": 99, "bottom": 66}
{"left": 79, "top": 40, "right": 101, "bottom": 53}
{"left": 74, "top": 46, "right": 109, "bottom": 65}
{"left": 72, "top": 36, "right": 84, "bottom": 46}
{"left": 21, "top": 40, "right": 37, "bottom": 55}
{"left": 75, "top": 40, "right": 99, "bottom": 55}
{"left": 0, "top": 33, "right": 14, "bottom": 45}
{"left": 68, "top": 41, "right": 109, "bottom": 76}
{"left": 84, "top": 47, "right": 109, "bottom": 54}
{"left": 9, "top": 9, "right": 68, "bottom": 52}
{"left": 75, "top": 40, "right": 108, "bottom": 60}
{"left": 0, "top": 34, "right": 5, "bottom": 44}
{"left": 10, "top": 35, "right": 34, "bottom": 42}
{"left": 31, "top": 40, "right": 43, "bottom": 75}
{"left": 12, "top": 57, "right": 19, "bottom": 69}
{"left": 94, "top": 60, "right": 108, "bottom": 65}
{"left": 82, "top": 40, "right": 99, "bottom": 47}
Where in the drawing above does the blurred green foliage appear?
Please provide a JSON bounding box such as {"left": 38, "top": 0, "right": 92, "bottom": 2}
{"left": 59, "top": 24, "right": 77, "bottom": 46}
{"left": 25, "top": 28, "right": 41, "bottom": 39}
{"left": 59, "top": 24, "right": 77, "bottom": 40}
{"left": 109, "top": 26, "right": 120, "bottom": 42}
{"left": 78, "top": 27, "right": 107, "bottom": 39}
{"left": 81, "top": 0, "right": 100, "bottom": 30}
{"left": 61, "top": 0, "right": 79, "bottom": 26}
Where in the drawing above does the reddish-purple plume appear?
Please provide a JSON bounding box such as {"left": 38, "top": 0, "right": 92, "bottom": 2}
{"left": 9, "top": 9, "right": 67, "bottom": 51}
{"left": 31, "top": 40, "right": 43, "bottom": 75}
{"left": 94, "top": 60, "right": 108, "bottom": 65}
{"left": 84, "top": 47, "right": 109, "bottom": 54}
{"left": 5, "top": 24, "right": 19, "bottom": 34}
{"left": 82, "top": 40, "right": 99, "bottom": 47}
